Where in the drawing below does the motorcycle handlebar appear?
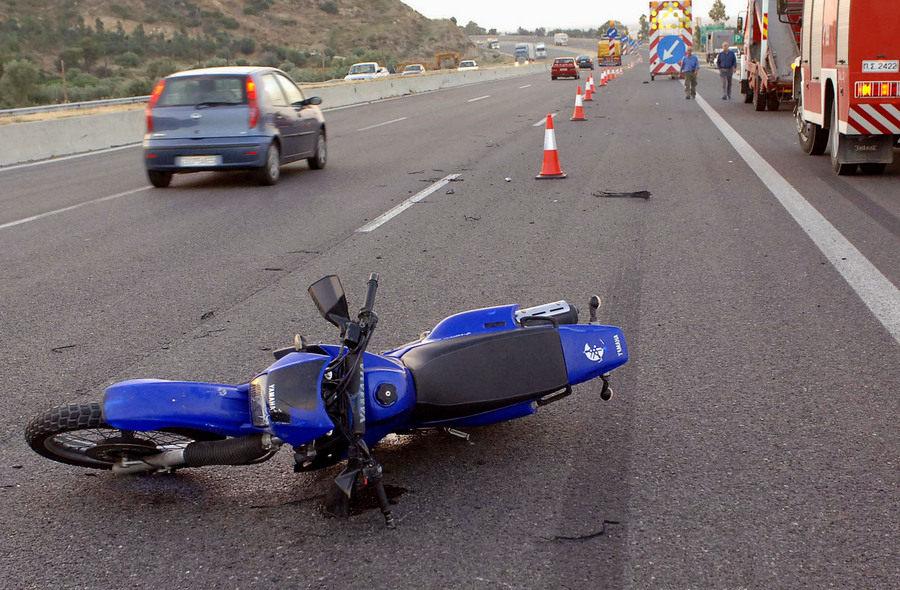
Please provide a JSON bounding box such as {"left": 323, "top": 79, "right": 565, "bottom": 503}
{"left": 363, "top": 273, "right": 379, "bottom": 312}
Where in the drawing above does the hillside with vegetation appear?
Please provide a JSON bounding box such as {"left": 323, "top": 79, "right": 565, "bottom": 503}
{"left": 0, "top": 0, "right": 482, "bottom": 108}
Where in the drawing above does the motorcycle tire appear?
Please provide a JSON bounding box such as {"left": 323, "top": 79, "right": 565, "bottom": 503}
{"left": 25, "top": 402, "right": 225, "bottom": 470}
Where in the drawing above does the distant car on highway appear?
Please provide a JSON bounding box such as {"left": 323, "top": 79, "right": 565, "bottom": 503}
{"left": 457, "top": 60, "right": 479, "bottom": 71}
{"left": 401, "top": 64, "right": 426, "bottom": 76}
{"left": 576, "top": 55, "right": 595, "bottom": 70}
{"left": 551, "top": 57, "right": 580, "bottom": 80}
{"left": 143, "top": 66, "right": 326, "bottom": 188}
{"left": 343, "top": 62, "right": 390, "bottom": 81}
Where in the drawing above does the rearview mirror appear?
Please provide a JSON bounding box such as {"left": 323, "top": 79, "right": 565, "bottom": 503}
{"left": 309, "top": 275, "right": 350, "bottom": 331}
{"left": 736, "top": 16, "right": 744, "bottom": 32}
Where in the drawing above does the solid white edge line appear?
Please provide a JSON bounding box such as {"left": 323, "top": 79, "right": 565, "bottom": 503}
{"left": 356, "top": 116, "right": 408, "bottom": 132}
{"left": 695, "top": 93, "right": 900, "bottom": 344}
{"left": 1, "top": 186, "right": 151, "bottom": 230}
{"left": 0, "top": 143, "right": 140, "bottom": 173}
{"left": 357, "top": 174, "right": 460, "bottom": 233}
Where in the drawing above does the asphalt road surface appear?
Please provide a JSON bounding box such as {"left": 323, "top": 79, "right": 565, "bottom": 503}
{"left": 1, "top": 50, "right": 897, "bottom": 589}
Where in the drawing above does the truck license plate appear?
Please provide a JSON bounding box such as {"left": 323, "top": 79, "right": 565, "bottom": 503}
{"left": 862, "top": 60, "right": 899, "bottom": 73}
{"left": 177, "top": 155, "right": 222, "bottom": 167}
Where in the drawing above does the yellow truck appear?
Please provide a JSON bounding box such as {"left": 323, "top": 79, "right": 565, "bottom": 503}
{"left": 597, "top": 38, "right": 623, "bottom": 66}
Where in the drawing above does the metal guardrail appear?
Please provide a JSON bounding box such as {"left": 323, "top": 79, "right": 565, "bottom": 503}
{"left": 0, "top": 95, "right": 151, "bottom": 118}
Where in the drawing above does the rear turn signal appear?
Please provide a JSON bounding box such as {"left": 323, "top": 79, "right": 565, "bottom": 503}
{"left": 146, "top": 79, "right": 165, "bottom": 133}
{"left": 856, "top": 81, "right": 900, "bottom": 99}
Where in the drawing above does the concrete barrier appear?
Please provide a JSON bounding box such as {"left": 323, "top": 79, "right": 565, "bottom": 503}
{"left": 0, "top": 62, "right": 549, "bottom": 167}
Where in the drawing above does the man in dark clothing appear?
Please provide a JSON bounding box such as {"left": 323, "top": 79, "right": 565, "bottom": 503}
{"left": 681, "top": 47, "right": 700, "bottom": 99}
{"left": 717, "top": 42, "right": 738, "bottom": 99}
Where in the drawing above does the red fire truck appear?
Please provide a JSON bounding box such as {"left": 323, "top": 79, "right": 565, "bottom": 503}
{"left": 792, "top": 0, "right": 900, "bottom": 174}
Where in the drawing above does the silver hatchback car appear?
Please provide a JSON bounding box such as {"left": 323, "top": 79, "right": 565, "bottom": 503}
{"left": 143, "top": 66, "right": 326, "bottom": 187}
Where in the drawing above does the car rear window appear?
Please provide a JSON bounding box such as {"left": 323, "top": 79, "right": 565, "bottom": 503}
{"left": 157, "top": 75, "right": 247, "bottom": 107}
{"left": 554, "top": 58, "right": 574, "bottom": 64}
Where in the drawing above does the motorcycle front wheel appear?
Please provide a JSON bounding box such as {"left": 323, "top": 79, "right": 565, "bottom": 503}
{"left": 25, "top": 402, "right": 225, "bottom": 469}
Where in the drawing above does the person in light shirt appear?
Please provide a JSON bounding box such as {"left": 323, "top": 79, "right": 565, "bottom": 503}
{"left": 681, "top": 47, "right": 700, "bottom": 99}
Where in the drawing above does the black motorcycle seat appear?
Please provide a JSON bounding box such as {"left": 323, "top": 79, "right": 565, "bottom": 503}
{"left": 401, "top": 326, "right": 569, "bottom": 423}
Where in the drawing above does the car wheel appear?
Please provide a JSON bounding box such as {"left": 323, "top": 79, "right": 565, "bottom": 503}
{"left": 147, "top": 170, "right": 172, "bottom": 188}
{"left": 257, "top": 142, "right": 281, "bottom": 185}
{"left": 307, "top": 132, "right": 327, "bottom": 170}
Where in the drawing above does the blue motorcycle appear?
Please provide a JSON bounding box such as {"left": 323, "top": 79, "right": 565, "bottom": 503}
{"left": 26, "top": 274, "right": 628, "bottom": 526}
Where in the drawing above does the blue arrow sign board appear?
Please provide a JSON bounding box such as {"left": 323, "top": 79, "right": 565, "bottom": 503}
{"left": 656, "top": 36, "right": 686, "bottom": 64}
{"left": 607, "top": 27, "right": 618, "bottom": 39}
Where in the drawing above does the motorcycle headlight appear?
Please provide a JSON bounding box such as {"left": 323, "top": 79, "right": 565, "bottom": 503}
{"left": 249, "top": 374, "right": 270, "bottom": 427}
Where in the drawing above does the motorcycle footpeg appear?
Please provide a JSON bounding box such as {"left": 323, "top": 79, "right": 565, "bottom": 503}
{"left": 443, "top": 427, "right": 471, "bottom": 441}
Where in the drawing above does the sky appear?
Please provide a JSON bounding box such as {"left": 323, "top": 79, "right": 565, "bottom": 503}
{"left": 402, "top": 0, "right": 737, "bottom": 32}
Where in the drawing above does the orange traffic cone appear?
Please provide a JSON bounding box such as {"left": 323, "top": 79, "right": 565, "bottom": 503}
{"left": 535, "top": 115, "right": 567, "bottom": 180}
{"left": 600, "top": 69, "right": 607, "bottom": 86}
{"left": 571, "top": 86, "right": 587, "bottom": 121}
{"left": 584, "top": 79, "right": 593, "bottom": 101}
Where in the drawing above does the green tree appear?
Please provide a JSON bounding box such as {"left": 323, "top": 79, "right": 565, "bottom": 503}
{"left": 0, "top": 59, "right": 38, "bottom": 106}
{"left": 709, "top": 0, "right": 728, "bottom": 23}
{"left": 145, "top": 57, "right": 176, "bottom": 80}
{"left": 463, "top": 21, "right": 486, "bottom": 35}
{"left": 639, "top": 14, "right": 650, "bottom": 41}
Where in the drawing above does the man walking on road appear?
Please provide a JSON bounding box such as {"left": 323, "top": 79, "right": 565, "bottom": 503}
{"left": 717, "top": 42, "right": 737, "bottom": 99}
{"left": 682, "top": 47, "right": 700, "bottom": 99}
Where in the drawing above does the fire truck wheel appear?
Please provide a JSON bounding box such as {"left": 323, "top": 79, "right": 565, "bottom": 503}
{"left": 767, "top": 93, "right": 780, "bottom": 111}
{"left": 753, "top": 78, "right": 767, "bottom": 111}
{"left": 796, "top": 94, "right": 827, "bottom": 155}
{"left": 830, "top": 102, "right": 857, "bottom": 175}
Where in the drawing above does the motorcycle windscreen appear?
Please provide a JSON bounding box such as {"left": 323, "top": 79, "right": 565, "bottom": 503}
{"left": 557, "top": 325, "right": 628, "bottom": 385}
{"left": 263, "top": 355, "right": 335, "bottom": 446}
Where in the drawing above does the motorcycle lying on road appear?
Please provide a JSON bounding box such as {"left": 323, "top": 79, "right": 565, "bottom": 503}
{"left": 26, "top": 274, "right": 628, "bottom": 526}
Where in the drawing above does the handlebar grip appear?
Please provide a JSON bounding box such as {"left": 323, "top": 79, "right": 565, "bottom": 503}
{"left": 363, "top": 273, "right": 379, "bottom": 311}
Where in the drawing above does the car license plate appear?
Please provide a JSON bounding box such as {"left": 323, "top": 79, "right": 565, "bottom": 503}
{"left": 862, "top": 60, "right": 899, "bottom": 73}
{"left": 177, "top": 155, "right": 222, "bottom": 167}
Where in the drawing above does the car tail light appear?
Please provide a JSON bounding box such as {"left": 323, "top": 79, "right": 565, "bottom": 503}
{"left": 247, "top": 78, "right": 259, "bottom": 129}
{"left": 146, "top": 79, "right": 165, "bottom": 132}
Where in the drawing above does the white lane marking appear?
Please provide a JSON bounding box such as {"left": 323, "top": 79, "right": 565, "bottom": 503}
{"left": 356, "top": 117, "right": 408, "bottom": 132}
{"left": 533, "top": 113, "right": 558, "bottom": 127}
{"left": 519, "top": 84, "right": 533, "bottom": 89}
{"left": 696, "top": 94, "right": 900, "bottom": 344}
{"left": 0, "top": 144, "right": 140, "bottom": 173}
{"left": 0, "top": 186, "right": 150, "bottom": 230}
{"left": 467, "top": 95, "right": 491, "bottom": 103}
{"left": 357, "top": 174, "right": 460, "bottom": 233}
